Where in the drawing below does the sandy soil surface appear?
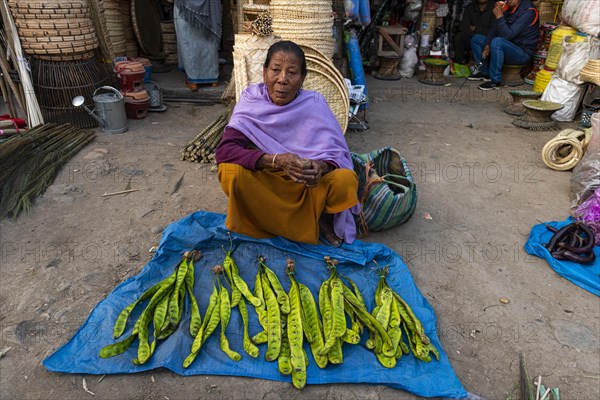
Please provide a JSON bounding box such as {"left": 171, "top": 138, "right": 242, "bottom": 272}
{"left": 1, "top": 77, "right": 598, "bottom": 400}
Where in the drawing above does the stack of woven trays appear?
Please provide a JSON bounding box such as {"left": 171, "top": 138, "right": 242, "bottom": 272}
{"left": 233, "top": 34, "right": 348, "bottom": 132}
{"left": 161, "top": 21, "right": 178, "bottom": 65}
{"left": 269, "top": 0, "right": 335, "bottom": 59}
{"left": 9, "top": 0, "right": 99, "bottom": 61}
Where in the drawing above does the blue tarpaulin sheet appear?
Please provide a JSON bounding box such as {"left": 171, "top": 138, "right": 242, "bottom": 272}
{"left": 525, "top": 218, "right": 600, "bottom": 296}
{"left": 43, "top": 211, "right": 467, "bottom": 398}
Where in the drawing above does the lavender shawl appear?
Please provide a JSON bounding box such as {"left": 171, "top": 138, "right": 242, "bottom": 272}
{"left": 227, "top": 83, "right": 360, "bottom": 243}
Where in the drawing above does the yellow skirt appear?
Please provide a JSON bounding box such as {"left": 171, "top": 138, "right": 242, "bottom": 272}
{"left": 218, "top": 163, "right": 359, "bottom": 244}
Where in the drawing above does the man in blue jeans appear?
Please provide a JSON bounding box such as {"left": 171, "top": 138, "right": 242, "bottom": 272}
{"left": 469, "top": 0, "right": 539, "bottom": 90}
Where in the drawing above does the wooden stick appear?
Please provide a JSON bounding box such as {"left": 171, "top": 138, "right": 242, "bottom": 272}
{"left": 101, "top": 188, "right": 144, "bottom": 197}
{"left": 540, "top": 388, "right": 551, "bottom": 400}
{"left": 0, "top": 76, "right": 16, "bottom": 117}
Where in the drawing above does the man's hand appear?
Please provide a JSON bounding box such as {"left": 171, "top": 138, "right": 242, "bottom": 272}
{"left": 469, "top": 25, "right": 476, "bottom": 32}
{"left": 493, "top": 1, "right": 505, "bottom": 18}
{"left": 482, "top": 45, "right": 490, "bottom": 60}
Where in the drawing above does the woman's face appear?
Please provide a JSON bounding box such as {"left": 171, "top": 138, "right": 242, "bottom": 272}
{"left": 263, "top": 51, "right": 305, "bottom": 106}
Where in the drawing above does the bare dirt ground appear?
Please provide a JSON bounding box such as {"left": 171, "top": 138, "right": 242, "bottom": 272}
{"left": 1, "top": 76, "right": 598, "bottom": 400}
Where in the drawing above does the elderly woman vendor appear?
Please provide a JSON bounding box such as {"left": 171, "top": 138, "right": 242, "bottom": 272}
{"left": 216, "top": 41, "right": 360, "bottom": 246}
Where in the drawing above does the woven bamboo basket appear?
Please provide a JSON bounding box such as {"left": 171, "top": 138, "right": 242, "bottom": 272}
{"left": 18, "top": 27, "right": 96, "bottom": 37}
{"left": 9, "top": 0, "right": 99, "bottom": 60}
{"left": 31, "top": 56, "right": 117, "bottom": 128}
{"left": 162, "top": 43, "right": 178, "bottom": 53}
{"left": 233, "top": 34, "right": 278, "bottom": 102}
{"left": 34, "top": 51, "right": 96, "bottom": 62}
{"left": 161, "top": 22, "right": 176, "bottom": 34}
{"left": 15, "top": 19, "right": 94, "bottom": 30}
{"left": 269, "top": 0, "right": 335, "bottom": 59}
{"left": 303, "top": 66, "right": 349, "bottom": 132}
{"left": 299, "top": 44, "right": 329, "bottom": 60}
{"left": 305, "top": 54, "right": 345, "bottom": 91}
{"left": 164, "top": 54, "right": 178, "bottom": 65}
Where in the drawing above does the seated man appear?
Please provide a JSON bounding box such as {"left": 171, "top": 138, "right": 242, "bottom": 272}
{"left": 453, "top": 0, "right": 496, "bottom": 65}
{"left": 469, "top": 0, "right": 539, "bottom": 90}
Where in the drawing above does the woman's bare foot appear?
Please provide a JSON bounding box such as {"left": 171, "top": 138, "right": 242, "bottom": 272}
{"left": 319, "top": 214, "right": 341, "bottom": 247}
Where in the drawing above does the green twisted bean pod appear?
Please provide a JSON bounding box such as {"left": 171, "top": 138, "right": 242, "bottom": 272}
{"left": 278, "top": 334, "right": 292, "bottom": 375}
{"left": 112, "top": 279, "right": 164, "bottom": 339}
{"left": 327, "top": 337, "right": 343, "bottom": 364}
{"left": 168, "top": 258, "right": 189, "bottom": 325}
{"left": 287, "top": 280, "right": 306, "bottom": 388}
{"left": 261, "top": 263, "right": 290, "bottom": 314}
{"left": 262, "top": 273, "right": 281, "bottom": 362}
{"left": 219, "top": 284, "right": 242, "bottom": 361}
{"left": 238, "top": 298, "right": 259, "bottom": 358}
{"left": 99, "top": 333, "right": 137, "bottom": 358}
{"left": 252, "top": 330, "right": 268, "bottom": 344}
{"left": 227, "top": 255, "right": 262, "bottom": 307}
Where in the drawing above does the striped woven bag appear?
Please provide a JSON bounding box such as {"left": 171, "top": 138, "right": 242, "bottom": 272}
{"left": 351, "top": 147, "right": 417, "bottom": 234}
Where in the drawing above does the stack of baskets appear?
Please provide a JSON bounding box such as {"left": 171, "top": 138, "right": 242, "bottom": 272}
{"left": 161, "top": 21, "right": 178, "bottom": 65}
{"left": 233, "top": 34, "right": 277, "bottom": 103}
{"left": 269, "top": 0, "right": 335, "bottom": 59}
{"left": 88, "top": 0, "right": 131, "bottom": 60}
{"left": 121, "top": 0, "right": 139, "bottom": 57}
{"left": 233, "top": 34, "right": 349, "bottom": 131}
{"left": 104, "top": 0, "right": 127, "bottom": 56}
{"left": 8, "top": 0, "right": 99, "bottom": 61}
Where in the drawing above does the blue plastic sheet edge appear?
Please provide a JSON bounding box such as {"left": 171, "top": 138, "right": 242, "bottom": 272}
{"left": 524, "top": 217, "right": 600, "bottom": 296}
{"left": 43, "top": 211, "right": 467, "bottom": 399}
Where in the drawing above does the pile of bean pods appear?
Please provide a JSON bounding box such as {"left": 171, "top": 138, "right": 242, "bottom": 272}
{"left": 99, "top": 251, "right": 203, "bottom": 365}
{"left": 543, "top": 221, "right": 596, "bottom": 264}
{"left": 318, "top": 257, "right": 397, "bottom": 366}
{"left": 99, "top": 248, "right": 441, "bottom": 389}
{"left": 369, "top": 265, "right": 439, "bottom": 367}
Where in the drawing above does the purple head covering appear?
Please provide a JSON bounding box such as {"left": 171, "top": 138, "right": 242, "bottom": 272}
{"left": 227, "top": 83, "right": 360, "bottom": 243}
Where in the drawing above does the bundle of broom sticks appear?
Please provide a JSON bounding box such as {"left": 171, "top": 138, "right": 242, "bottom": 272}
{"left": 0, "top": 123, "right": 95, "bottom": 218}
{"left": 180, "top": 102, "right": 234, "bottom": 164}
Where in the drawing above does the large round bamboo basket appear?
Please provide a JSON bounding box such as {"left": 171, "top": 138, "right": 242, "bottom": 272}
{"left": 8, "top": 0, "right": 99, "bottom": 61}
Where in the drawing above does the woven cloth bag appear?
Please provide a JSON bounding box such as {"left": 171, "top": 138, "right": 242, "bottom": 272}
{"left": 351, "top": 147, "right": 417, "bottom": 234}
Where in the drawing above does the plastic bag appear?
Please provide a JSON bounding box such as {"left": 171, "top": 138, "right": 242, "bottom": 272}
{"left": 562, "top": 0, "right": 600, "bottom": 37}
{"left": 556, "top": 36, "right": 591, "bottom": 84}
{"left": 399, "top": 47, "right": 418, "bottom": 78}
{"left": 541, "top": 76, "right": 586, "bottom": 122}
{"left": 570, "top": 112, "right": 600, "bottom": 212}
{"left": 404, "top": 0, "right": 423, "bottom": 22}
{"left": 574, "top": 189, "right": 600, "bottom": 245}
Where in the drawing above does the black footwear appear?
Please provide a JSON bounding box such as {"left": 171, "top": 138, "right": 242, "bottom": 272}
{"left": 478, "top": 81, "right": 502, "bottom": 90}
{"left": 468, "top": 72, "right": 490, "bottom": 81}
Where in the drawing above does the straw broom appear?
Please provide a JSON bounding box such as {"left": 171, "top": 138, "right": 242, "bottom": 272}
{"left": 0, "top": 123, "right": 95, "bottom": 218}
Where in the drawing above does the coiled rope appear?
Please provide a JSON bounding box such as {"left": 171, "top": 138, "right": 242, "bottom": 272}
{"left": 541, "top": 128, "right": 592, "bottom": 171}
